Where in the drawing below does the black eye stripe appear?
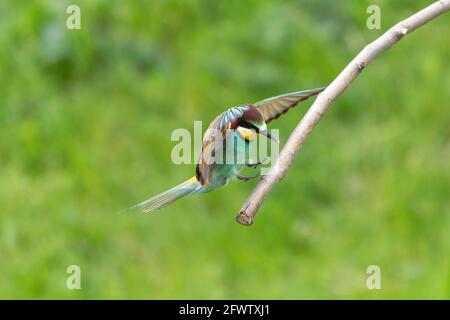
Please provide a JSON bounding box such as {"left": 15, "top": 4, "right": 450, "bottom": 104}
{"left": 238, "top": 120, "right": 259, "bottom": 132}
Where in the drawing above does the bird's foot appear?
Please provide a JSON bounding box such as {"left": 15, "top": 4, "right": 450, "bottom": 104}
{"left": 237, "top": 173, "right": 261, "bottom": 182}
{"left": 246, "top": 158, "right": 269, "bottom": 168}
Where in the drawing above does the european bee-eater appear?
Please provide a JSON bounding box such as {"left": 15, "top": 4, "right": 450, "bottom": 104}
{"left": 129, "top": 87, "right": 324, "bottom": 213}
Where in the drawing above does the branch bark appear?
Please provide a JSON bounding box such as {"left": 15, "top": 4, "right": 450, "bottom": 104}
{"left": 236, "top": 0, "right": 450, "bottom": 226}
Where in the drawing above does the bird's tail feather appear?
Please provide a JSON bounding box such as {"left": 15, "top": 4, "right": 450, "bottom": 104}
{"left": 126, "top": 176, "right": 203, "bottom": 213}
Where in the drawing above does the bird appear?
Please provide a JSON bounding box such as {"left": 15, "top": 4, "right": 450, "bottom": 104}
{"left": 127, "top": 87, "right": 325, "bottom": 213}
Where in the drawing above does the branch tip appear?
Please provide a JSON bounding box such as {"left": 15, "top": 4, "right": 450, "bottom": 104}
{"left": 236, "top": 203, "right": 253, "bottom": 226}
{"left": 236, "top": 212, "right": 253, "bottom": 226}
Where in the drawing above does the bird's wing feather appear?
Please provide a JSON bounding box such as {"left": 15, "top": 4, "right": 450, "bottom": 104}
{"left": 197, "top": 106, "right": 250, "bottom": 186}
{"left": 254, "top": 87, "right": 325, "bottom": 123}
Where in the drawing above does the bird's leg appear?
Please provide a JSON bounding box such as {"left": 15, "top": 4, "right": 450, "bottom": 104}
{"left": 246, "top": 158, "right": 269, "bottom": 168}
{"left": 237, "top": 173, "right": 261, "bottom": 182}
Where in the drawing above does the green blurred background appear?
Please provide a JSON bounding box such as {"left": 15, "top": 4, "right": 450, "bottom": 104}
{"left": 0, "top": 0, "right": 449, "bottom": 299}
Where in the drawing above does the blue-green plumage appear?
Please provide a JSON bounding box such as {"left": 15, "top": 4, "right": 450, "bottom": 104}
{"left": 127, "top": 87, "right": 325, "bottom": 213}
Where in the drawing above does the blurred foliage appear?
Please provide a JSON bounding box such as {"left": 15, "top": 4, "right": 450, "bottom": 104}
{"left": 0, "top": 0, "right": 449, "bottom": 299}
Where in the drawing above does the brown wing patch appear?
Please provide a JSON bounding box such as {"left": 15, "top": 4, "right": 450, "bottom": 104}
{"left": 196, "top": 108, "right": 249, "bottom": 186}
{"left": 196, "top": 132, "right": 220, "bottom": 186}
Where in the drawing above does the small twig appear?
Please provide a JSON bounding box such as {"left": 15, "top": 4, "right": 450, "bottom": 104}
{"left": 236, "top": 0, "right": 450, "bottom": 226}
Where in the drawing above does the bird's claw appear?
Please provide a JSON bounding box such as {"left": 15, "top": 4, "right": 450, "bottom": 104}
{"left": 237, "top": 173, "right": 261, "bottom": 182}
{"left": 246, "top": 158, "right": 269, "bottom": 168}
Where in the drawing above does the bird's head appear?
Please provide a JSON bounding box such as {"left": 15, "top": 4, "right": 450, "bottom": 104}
{"left": 235, "top": 107, "right": 278, "bottom": 143}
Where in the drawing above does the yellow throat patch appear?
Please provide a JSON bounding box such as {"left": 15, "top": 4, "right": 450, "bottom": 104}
{"left": 237, "top": 127, "right": 258, "bottom": 142}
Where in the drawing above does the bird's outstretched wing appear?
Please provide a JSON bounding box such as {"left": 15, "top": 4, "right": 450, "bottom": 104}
{"left": 254, "top": 87, "right": 325, "bottom": 123}
{"left": 197, "top": 106, "right": 250, "bottom": 186}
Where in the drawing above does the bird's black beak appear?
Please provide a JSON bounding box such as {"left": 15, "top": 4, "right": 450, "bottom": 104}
{"left": 260, "top": 129, "right": 279, "bottom": 143}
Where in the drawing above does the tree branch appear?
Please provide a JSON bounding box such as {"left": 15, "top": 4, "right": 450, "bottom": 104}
{"left": 236, "top": 0, "right": 450, "bottom": 226}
